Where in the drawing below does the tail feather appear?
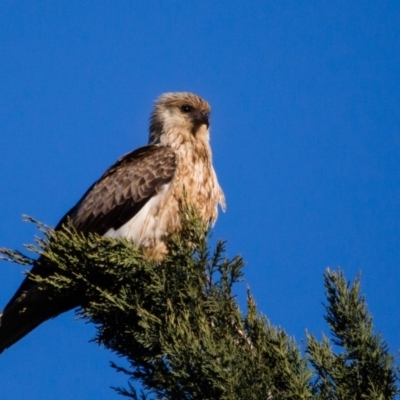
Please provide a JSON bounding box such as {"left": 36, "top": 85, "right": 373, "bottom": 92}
{"left": 0, "top": 285, "right": 77, "bottom": 353}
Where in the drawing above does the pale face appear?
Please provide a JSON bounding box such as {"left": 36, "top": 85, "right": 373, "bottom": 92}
{"left": 148, "top": 92, "right": 211, "bottom": 146}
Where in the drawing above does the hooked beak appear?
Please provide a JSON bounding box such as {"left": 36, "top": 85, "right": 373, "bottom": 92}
{"left": 192, "top": 110, "right": 210, "bottom": 129}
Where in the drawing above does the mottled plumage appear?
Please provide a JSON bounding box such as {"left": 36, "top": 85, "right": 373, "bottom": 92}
{"left": 0, "top": 92, "right": 225, "bottom": 353}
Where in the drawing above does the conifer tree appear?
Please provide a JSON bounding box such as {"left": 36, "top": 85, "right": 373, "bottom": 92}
{"left": 1, "top": 208, "right": 398, "bottom": 399}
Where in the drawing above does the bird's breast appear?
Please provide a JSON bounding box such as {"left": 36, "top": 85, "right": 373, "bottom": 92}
{"left": 172, "top": 152, "right": 223, "bottom": 225}
{"left": 103, "top": 147, "right": 224, "bottom": 259}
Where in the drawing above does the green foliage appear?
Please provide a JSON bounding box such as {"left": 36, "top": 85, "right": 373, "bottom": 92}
{"left": 306, "top": 270, "right": 398, "bottom": 399}
{"left": 1, "top": 210, "right": 398, "bottom": 399}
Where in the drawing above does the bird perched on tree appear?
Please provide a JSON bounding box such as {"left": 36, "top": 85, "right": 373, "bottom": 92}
{"left": 0, "top": 92, "right": 225, "bottom": 353}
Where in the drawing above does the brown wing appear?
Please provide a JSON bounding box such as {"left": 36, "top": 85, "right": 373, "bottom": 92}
{"left": 4, "top": 145, "right": 177, "bottom": 310}
{"left": 57, "top": 144, "right": 177, "bottom": 234}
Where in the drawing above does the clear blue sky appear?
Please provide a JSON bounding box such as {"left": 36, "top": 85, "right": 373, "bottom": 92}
{"left": 1, "top": 2, "right": 399, "bottom": 398}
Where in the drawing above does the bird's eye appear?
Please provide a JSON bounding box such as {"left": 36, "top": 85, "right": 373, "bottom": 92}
{"left": 180, "top": 105, "right": 193, "bottom": 113}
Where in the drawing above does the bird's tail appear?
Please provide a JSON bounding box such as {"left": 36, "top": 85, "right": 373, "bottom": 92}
{"left": 0, "top": 284, "right": 77, "bottom": 354}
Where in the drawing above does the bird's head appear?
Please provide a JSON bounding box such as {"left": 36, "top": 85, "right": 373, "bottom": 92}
{"left": 149, "top": 92, "right": 211, "bottom": 146}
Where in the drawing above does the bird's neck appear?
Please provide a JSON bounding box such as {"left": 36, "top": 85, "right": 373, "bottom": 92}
{"left": 152, "top": 127, "right": 212, "bottom": 164}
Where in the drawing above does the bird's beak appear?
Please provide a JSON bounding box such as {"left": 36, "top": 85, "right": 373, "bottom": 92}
{"left": 192, "top": 111, "right": 210, "bottom": 129}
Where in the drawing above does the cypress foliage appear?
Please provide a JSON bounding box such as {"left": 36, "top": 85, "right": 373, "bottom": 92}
{"left": 1, "top": 209, "right": 398, "bottom": 399}
{"left": 306, "top": 270, "right": 398, "bottom": 399}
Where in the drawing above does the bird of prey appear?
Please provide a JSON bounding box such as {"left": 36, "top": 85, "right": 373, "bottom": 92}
{"left": 0, "top": 92, "right": 225, "bottom": 353}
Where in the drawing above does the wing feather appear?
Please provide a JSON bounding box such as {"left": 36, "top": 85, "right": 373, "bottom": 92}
{"left": 57, "top": 145, "right": 177, "bottom": 235}
{"left": 4, "top": 145, "right": 177, "bottom": 309}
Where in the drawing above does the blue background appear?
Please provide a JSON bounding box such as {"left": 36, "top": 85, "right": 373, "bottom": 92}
{"left": 0, "top": 2, "right": 399, "bottom": 398}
